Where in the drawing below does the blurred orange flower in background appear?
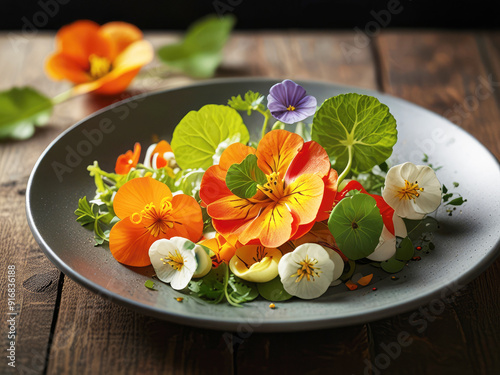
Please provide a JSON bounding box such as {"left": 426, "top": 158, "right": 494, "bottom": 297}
{"left": 45, "top": 20, "right": 153, "bottom": 95}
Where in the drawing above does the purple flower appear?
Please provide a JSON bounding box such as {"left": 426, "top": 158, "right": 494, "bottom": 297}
{"left": 267, "top": 80, "right": 317, "bottom": 124}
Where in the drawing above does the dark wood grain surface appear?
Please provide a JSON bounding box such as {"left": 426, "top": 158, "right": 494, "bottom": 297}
{"left": 0, "top": 30, "right": 499, "bottom": 375}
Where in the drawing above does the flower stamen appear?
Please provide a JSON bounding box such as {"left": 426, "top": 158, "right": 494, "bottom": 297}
{"left": 160, "top": 249, "right": 185, "bottom": 271}
{"left": 292, "top": 255, "right": 321, "bottom": 282}
{"left": 286, "top": 105, "right": 296, "bottom": 111}
{"left": 257, "top": 172, "right": 285, "bottom": 202}
{"left": 396, "top": 179, "right": 424, "bottom": 201}
{"left": 88, "top": 54, "right": 112, "bottom": 80}
{"left": 132, "top": 198, "right": 175, "bottom": 237}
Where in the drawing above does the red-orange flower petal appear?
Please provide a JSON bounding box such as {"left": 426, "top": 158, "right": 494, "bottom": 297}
{"left": 115, "top": 142, "right": 141, "bottom": 174}
{"left": 113, "top": 176, "right": 172, "bottom": 219}
{"left": 201, "top": 233, "right": 237, "bottom": 266}
{"left": 54, "top": 20, "right": 113, "bottom": 68}
{"left": 168, "top": 194, "right": 204, "bottom": 242}
{"left": 284, "top": 141, "right": 331, "bottom": 184}
{"left": 256, "top": 129, "right": 303, "bottom": 176}
{"left": 99, "top": 21, "right": 143, "bottom": 59}
{"left": 109, "top": 217, "right": 158, "bottom": 267}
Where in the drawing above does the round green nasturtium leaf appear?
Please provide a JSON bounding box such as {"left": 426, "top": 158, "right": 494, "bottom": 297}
{"left": 381, "top": 257, "right": 406, "bottom": 273}
{"left": 328, "top": 193, "right": 384, "bottom": 260}
{"left": 395, "top": 237, "right": 414, "bottom": 261}
{"left": 171, "top": 104, "right": 250, "bottom": 170}
{"left": 257, "top": 276, "right": 293, "bottom": 302}
{"left": 311, "top": 93, "right": 397, "bottom": 173}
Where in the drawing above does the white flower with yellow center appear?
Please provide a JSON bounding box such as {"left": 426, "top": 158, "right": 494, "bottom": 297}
{"left": 382, "top": 162, "right": 441, "bottom": 220}
{"left": 278, "top": 243, "right": 334, "bottom": 299}
{"left": 149, "top": 237, "right": 211, "bottom": 290}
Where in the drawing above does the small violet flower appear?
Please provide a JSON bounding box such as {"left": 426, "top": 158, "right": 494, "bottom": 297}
{"left": 267, "top": 79, "right": 317, "bottom": 124}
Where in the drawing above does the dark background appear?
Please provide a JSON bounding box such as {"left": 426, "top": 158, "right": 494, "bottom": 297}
{"left": 2, "top": 0, "right": 498, "bottom": 30}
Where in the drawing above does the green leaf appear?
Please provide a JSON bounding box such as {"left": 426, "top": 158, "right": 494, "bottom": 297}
{"left": 188, "top": 267, "right": 225, "bottom": 303}
{"left": 75, "top": 196, "right": 95, "bottom": 226}
{"left": 403, "top": 217, "right": 439, "bottom": 241}
{"left": 144, "top": 280, "right": 157, "bottom": 291}
{"left": 328, "top": 193, "right": 383, "bottom": 260}
{"left": 225, "top": 154, "right": 267, "bottom": 198}
{"left": 228, "top": 90, "right": 264, "bottom": 114}
{"left": 395, "top": 237, "right": 414, "bottom": 261}
{"left": 311, "top": 93, "right": 397, "bottom": 173}
{"left": 381, "top": 257, "right": 406, "bottom": 273}
{"left": 446, "top": 197, "right": 467, "bottom": 206}
{"left": 442, "top": 184, "right": 448, "bottom": 194}
{"left": 227, "top": 274, "right": 259, "bottom": 303}
{"left": 453, "top": 182, "right": 459, "bottom": 188}
{"left": 157, "top": 15, "right": 235, "bottom": 78}
{"left": 171, "top": 104, "right": 249, "bottom": 170}
{"left": 0, "top": 87, "right": 53, "bottom": 140}
{"left": 257, "top": 276, "right": 293, "bottom": 302}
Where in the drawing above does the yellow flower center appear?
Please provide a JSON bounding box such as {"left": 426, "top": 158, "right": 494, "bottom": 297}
{"left": 286, "top": 105, "right": 296, "bottom": 111}
{"left": 257, "top": 172, "right": 285, "bottom": 202}
{"left": 88, "top": 54, "right": 112, "bottom": 80}
{"left": 130, "top": 197, "right": 176, "bottom": 237}
{"left": 292, "top": 255, "right": 321, "bottom": 282}
{"left": 397, "top": 179, "right": 424, "bottom": 201}
{"left": 160, "top": 249, "right": 185, "bottom": 271}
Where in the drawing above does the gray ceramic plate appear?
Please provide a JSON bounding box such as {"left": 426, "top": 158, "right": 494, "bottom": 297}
{"left": 27, "top": 78, "right": 500, "bottom": 332}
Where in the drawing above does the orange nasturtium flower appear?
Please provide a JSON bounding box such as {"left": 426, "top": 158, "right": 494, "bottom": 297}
{"left": 115, "top": 142, "right": 141, "bottom": 174}
{"left": 109, "top": 177, "right": 203, "bottom": 267}
{"left": 45, "top": 20, "right": 153, "bottom": 95}
{"left": 200, "top": 233, "right": 238, "bottom": 267}
{"left": 200, "top": 130, "right": 338, "bottom": 249}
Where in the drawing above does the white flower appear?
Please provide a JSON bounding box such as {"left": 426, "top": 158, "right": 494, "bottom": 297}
{"left": 382, "top": 162, "right": 441, "bottom": 220}
{"left": 149, "top": 237, "right": 211, "bottom": 290}
{"left": 278, "top": 243, "right": 334, "bottom": 299}
{"left": 367, "top": 213, "right": 407, "bottom": 262}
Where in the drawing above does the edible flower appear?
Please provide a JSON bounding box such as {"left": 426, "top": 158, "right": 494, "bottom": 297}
{"left": 267, "top": 80, "right": 317, "bottom": 124}
{"left": 149, "top": 237, "right": 211, "bottom": 290}
{"left": 109, "top": 177, "right": 203, "bottom": 267}
{"left": 144, "top": 140, "right": 175, "bottom": 169}
{"left": 229, "top": 245, "right": 282, "bottom": 282}
{"left": 115, "top": 142, "right": 141, "bottom": 174}
{"left": 45, "top": 20, "right": 154, "bottom": 95}
{"left": 367, "top": 212, "right": 407, "bottom": 262}
{"left": 278, "top": 243, "right": 334, "bottom": 299}
{"left": 200, "top": 233, "right": 237, "bottom": 267}
{"left": 382, "top": 162, "right": 441, "bottom": 219}
{"left": 200, "top": 130, "right": 338, "bottom": 248}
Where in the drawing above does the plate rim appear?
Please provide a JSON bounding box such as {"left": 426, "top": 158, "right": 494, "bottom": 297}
{"left": 26, "top": 77, "right": 500, "bottom": 332}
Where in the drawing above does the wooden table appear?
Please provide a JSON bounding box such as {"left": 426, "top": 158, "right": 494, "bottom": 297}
{"left": 1, "top": 30, "right": 499, "bottom": 375}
